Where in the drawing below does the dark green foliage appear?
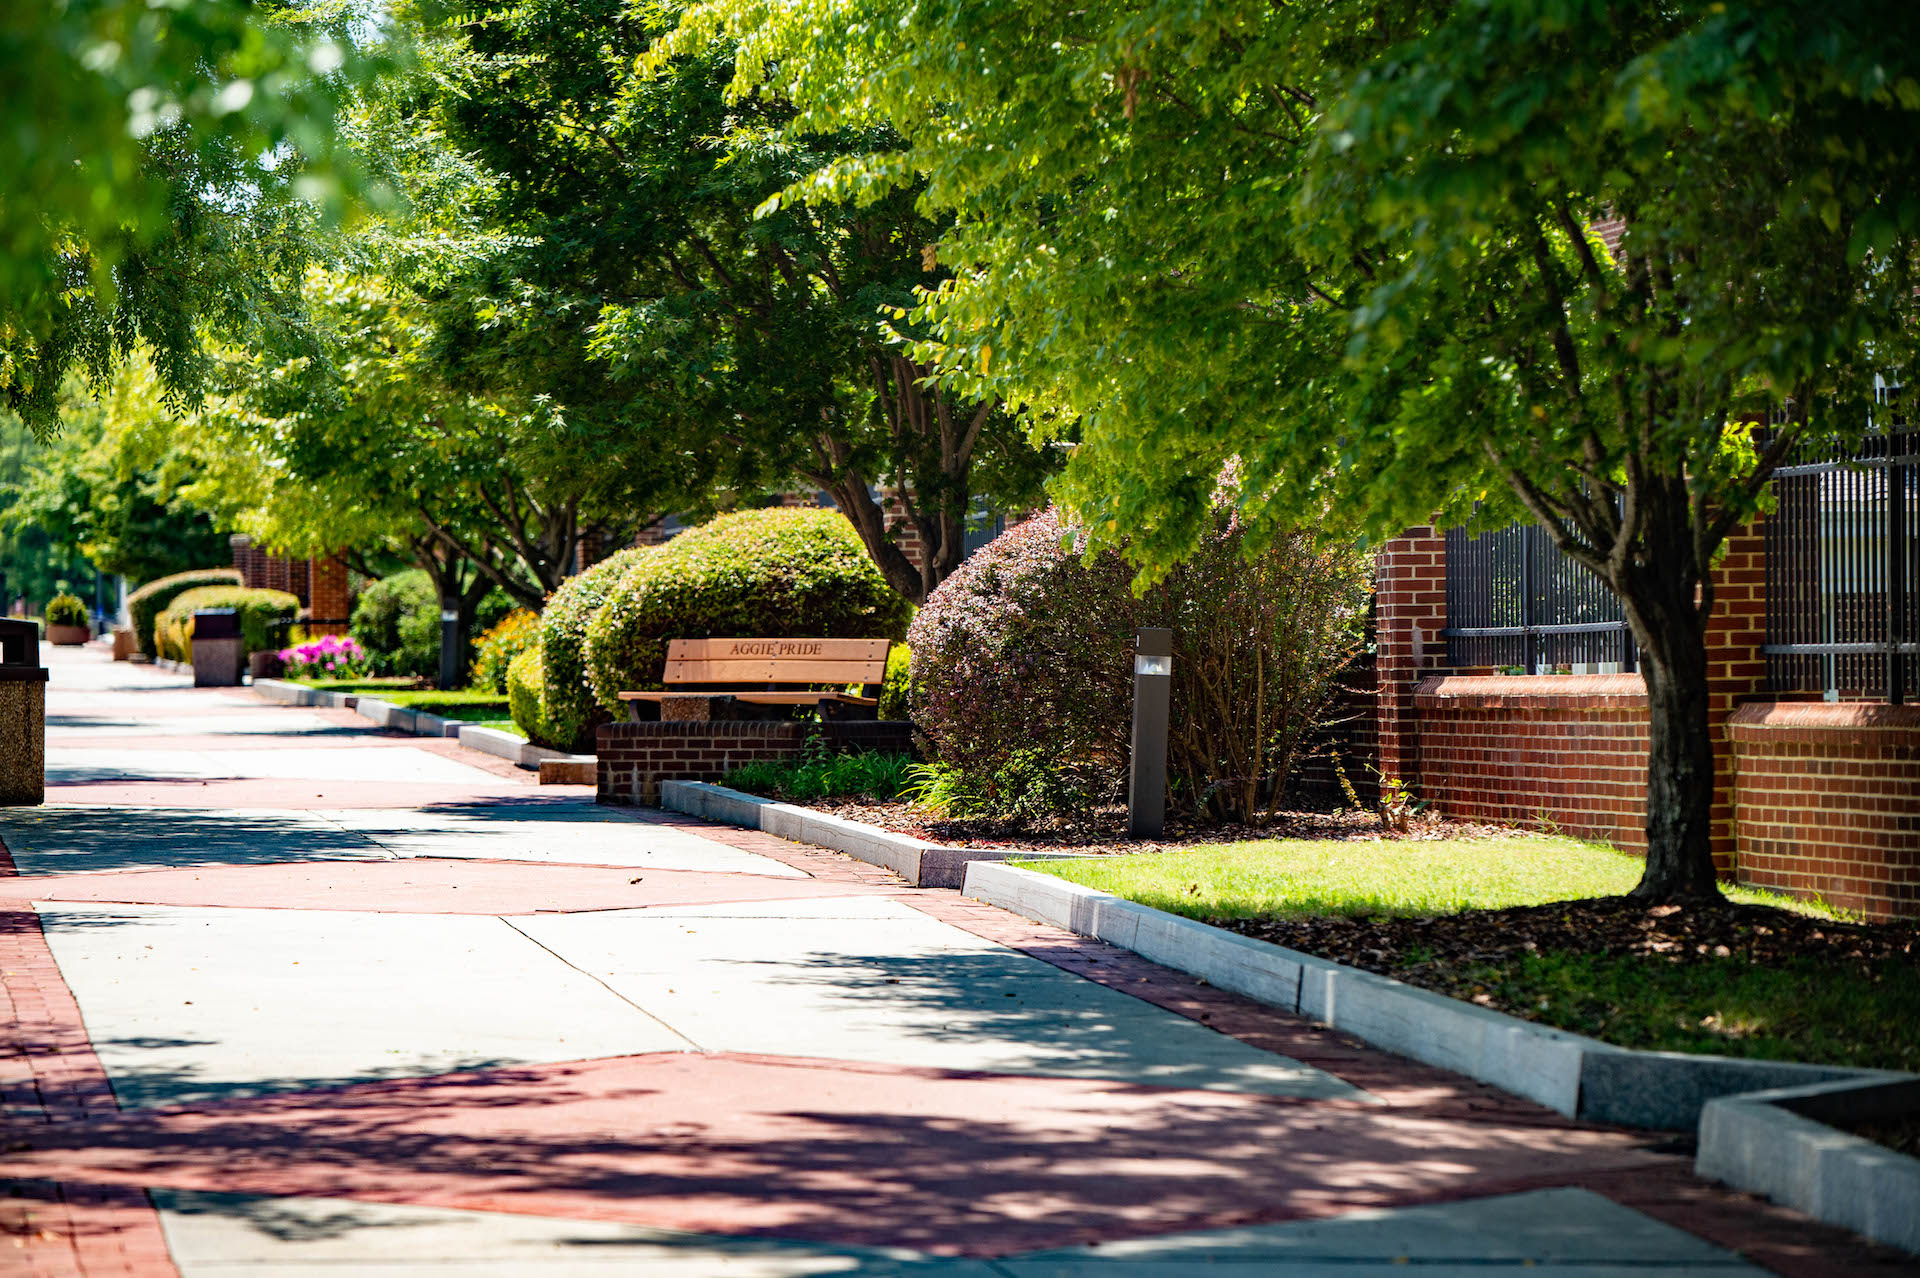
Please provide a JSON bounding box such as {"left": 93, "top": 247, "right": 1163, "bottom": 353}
{"left": 583, "top": 509, "right": 912, "bottom": 710}
{"left": 538, "top": 547, "right": 655, "bottom": 752}
{"left": 350, "top": 570, "right": 438, "bottom": 677}
{"left": 875, "top": 643, "right": 912, "bottom": 722}
{"left": 724, "top": 749, "right": 915, "bottom": 803}
{"left": 125, "top": 567, "right": 242, "bottom": 657}
{"left": 44, "top": 594, "right": 88, "bottom": 628}
{"left": 352, "top": 568, "right": 514, "bottom": 680}
{"left": 157, "top": 585, "right": 300, "bottom": 658}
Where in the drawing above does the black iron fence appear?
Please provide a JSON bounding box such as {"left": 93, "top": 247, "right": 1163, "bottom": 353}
{"left": 1443, "top": 522, "right": 1634, "bottom": 673}
{"left": 1764, "top": 390, "right": 1916, "bottom": 703}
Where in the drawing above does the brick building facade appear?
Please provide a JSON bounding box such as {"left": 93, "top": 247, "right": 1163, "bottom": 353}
{"left": 228, "top": 536, "right": 351, "bottom": 636}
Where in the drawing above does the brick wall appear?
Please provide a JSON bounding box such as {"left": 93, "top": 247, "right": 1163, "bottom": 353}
{"left": 1413, "top": 674, "right": 1652, "bottom": 849}
{"left": 596, "top": 719, "right": 914, "bottom": 806}
{"left": 1729, "top": 701, "right": 1920, "bottom": 921}
{"left": 307, "top": 556, "right": 351, "bottom": 636}
{"left": 1373, "top": 527, "right": 1449, "bottom": 785}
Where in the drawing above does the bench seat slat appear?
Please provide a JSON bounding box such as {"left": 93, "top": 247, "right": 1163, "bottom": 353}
{"left": 618, "top": 690, "right": 878, "bottom": 706}
{"left": 663, "top": 659, "right": 886, "bottom": 684}
{"left": 669, "top": 638, "right": 889, "bottom": 662}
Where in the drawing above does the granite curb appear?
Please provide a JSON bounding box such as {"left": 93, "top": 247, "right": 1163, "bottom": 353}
{"left": 959, "top": 861, "right": 1903, "bottom": 1131}
{"left": 1697, "top": 1077, "right": 1920, "bottom": 1256}
{"left": 659, "top": 780, "right": 1042, "bottom": 888}
{"left": 250, "top": 678, "right": 592, "bottom": 777}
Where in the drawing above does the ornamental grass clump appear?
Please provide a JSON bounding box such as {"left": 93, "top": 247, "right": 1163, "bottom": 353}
{"left": 910, "top": 507, "right": 1370, "bottom": 826}
{"left": 583, "top": 508, "right": 911, "bottom": 711}
{"left": 280, "top": 634, "right": 372, "bottom": 680}
{"left": 44, "top": 594, "right": 88, "bottom": 628}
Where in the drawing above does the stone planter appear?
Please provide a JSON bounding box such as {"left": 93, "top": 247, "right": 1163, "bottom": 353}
{"left": 46, "top": 624, "right": 90, "bottom": 647}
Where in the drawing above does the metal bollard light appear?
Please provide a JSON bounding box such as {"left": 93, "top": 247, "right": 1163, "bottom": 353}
{"left": 1127, "top": 627, "right": 1173, "bottom": 839}
{"left": 439, "top": 605, "right": 462, "bottom": 690}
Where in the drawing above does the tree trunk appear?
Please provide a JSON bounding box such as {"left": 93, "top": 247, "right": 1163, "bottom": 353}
{"left": 1613, "top": 501, "right": 1725, "bottom": 904}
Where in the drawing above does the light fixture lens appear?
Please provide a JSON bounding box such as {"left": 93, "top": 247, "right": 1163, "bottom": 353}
{"left": 1135, "top": 654, "right": 1172, "bottom": 676}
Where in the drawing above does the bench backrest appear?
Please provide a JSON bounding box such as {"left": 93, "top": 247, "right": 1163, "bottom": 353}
{"left": 663, "top": 638, "right": 889, "bottom": 688}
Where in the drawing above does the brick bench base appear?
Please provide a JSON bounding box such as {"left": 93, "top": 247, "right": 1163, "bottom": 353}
{"left": 596, "top": 719, "right": 913, "bottom": 806}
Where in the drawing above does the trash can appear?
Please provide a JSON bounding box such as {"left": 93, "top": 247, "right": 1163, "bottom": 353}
{"left": 0, "top": 617, "right": 48, "bottom": 805}
{"left": 191, "top": 608, "right": 245, "bottom": 688}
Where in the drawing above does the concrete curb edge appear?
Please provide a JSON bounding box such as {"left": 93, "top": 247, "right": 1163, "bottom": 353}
{"left": 959, "top": 861, "right": 1901, "bottom": 1132}
{"left": 659, "top": 779, "right": 1030, "bottom": 888}
{"left": 1697, "top": 1076, "right": 1920, "bottom": 1256}
{"left": 250, "top": 679, "right": 591, "bottom": 778}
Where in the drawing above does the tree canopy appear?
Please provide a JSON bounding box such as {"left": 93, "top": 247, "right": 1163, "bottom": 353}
{"left": 415, "top": 0, "right": 1055, "bottom": 601}
{"left": 663, "top": 0, "right": 1920, "bottom": 899}
{"left": 1, "top": 0, "right": 376, "bottom": 432}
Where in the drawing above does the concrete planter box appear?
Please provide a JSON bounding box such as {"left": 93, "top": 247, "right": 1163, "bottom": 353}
{"left": 46, "top": 624, "right": 90, "bottom": 647}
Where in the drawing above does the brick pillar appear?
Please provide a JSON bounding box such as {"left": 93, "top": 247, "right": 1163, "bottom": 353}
{"left": 1702, "top": 517, "right": 1770, "bottom": 874}
{"left": 575, "top": 530, "right": 603, "bottom": 573}
{"left": 288, "top": 558, "right": 311, "bottom": 608}
{"left": 229, "top": 535, "right": 253, "bottom": 587}
{"left": 1373, "top": 527, "right": 1450, "bottom": 786}
{"left": 880, "top": 486, "right": 927, "bottom": 570}
{"left": 308, "top": 556, "right": 351, "bottom": 635}
{"left": 264, "top": 554, "right": 291, "bottom": 595}
{"left": 247, "top": 544, "right": 271, "bottom": 589}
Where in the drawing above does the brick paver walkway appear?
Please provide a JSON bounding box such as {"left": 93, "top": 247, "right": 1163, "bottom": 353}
{"left": 2, "top": 645, "right": 1911, "bottom": 1275}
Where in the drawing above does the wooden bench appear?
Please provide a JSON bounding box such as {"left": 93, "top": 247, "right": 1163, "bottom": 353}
{"left": 618, "top": 638, "right": 890, "bottom": 722}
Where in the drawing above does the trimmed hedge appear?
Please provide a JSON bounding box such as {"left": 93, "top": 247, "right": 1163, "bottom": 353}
{"left": 126, "top": 568, "right": 242, "bottom": 656}
{"left": 537, "top": 547, "right": 654, "bottom": 752}
{"left": 583, "top": 509, "right": 913, "bottom": 712}
{"left": 157, "top": 586, "right": 301, "bottom": 661}
{"left": 506, "top": 645, "right": 564, "bottom": 749}
{"left": 877, "top": 642, "right": 912, "bottom": 721}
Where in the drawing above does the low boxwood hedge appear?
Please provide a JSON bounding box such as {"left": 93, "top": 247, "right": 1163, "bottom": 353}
{"left": 157, "top": 586, "right": 300, "bottom": 660}
{"left": 583, "top": 509, "right": 912, "bottom": 712}
{"left": 506, "top": 645, "right": 564, "bottom": 748}
{"left": 126, "top": 568, "right": 242, "bottom": 656}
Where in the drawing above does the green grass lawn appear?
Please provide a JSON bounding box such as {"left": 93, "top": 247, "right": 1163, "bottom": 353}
{"left": 284, "top": 678, "right": 510, "bottom": 723}
{"left": 1016, "top": 836, "right": 1919, "bottom": 1070}
{"left": 1014, "top": 835, "right": 1821, "bottom": 921}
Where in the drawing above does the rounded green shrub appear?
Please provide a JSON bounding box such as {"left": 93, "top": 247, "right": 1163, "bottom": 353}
{"left": 538, "top": 547, "right": 654, "bottom": 752}
{"left": 584, "top": 509, "right": 913, "bottom": 712}
{"left": 877, "top": 642, "right": 913, "bottom": 721}
{"left": 506, "top": 645, "right": 564, "bottom": 748}
{"left": 910, "top": 507, "right": 1370, "bottom": 824}
{"left": 126, "top": 568, "right": 242, "bottom": 656}
{"left": 349, "top": 570, "right": 438, "bottom": 677}
{"left": 157, "top": 586, "right": 301, "bottom": 660}
{"left": 350, "top": 569, "right": 514, "bottom": 679}
{"left": 44, "top": 594, "right": 89, "bottom": 628}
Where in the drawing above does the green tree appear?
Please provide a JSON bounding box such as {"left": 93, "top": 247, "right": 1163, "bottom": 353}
{"left": 413, "top": 0, "right": 1054, "bottom": 603}
{"left": 1, "top": 0, "right": 376, "bottom": 432}
{"left": 666, "top": 0, "right": 1920, "bottom": 902}
{"left": 186, "top": 268, "right": 642, "bottom": 674}
{"left": 2, "top": 365, "right": 230, "bottom": 585}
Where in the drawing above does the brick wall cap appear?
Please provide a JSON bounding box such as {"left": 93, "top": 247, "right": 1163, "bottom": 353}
{"left": 1414, "top": 673, "right": 1647, "bottom": 702}
{"left": 1729, "top": 700, "right": 1920, "bottom": 733}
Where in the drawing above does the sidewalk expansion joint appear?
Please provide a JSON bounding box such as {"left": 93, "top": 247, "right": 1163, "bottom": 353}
{"left": 495, "top": 915, "right": 704, "bottom": 1052}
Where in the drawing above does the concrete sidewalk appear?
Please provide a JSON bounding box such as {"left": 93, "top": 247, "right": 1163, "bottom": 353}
{"left": 1, "top": 645, "right": 1905, "bottom": 1275}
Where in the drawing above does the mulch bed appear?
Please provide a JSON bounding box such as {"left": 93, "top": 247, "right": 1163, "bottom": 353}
{"left": 799, "top": 798, "right": 1506, "bottom": 854}
{"left": 1216, "top": 896, "right": 1918, "bottom": 974}
{"left": 1848, "top": 1114, "right": 1920, "bottom": 1158}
